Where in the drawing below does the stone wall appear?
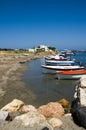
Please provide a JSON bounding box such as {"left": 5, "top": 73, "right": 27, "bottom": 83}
{"left": 74, "top": 76, "right": 86, "bottom": 106}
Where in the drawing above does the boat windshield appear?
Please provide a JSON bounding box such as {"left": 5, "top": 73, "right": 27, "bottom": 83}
{"left": 46, "top": 62, "right": 72, "bottom": 66}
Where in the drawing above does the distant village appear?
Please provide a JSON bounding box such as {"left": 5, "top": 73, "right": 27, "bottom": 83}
{"left": 27, "top": 45, "right": 56, "bottom": 53}
{"left": 0, "top": 45, "right": 56, "bottom": 54}
{"left": 0, "top": 45, "right": 86, "bottom": 54}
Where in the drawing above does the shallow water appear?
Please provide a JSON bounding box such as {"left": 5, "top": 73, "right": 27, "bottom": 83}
{"left": 22, "top": 58, "right": 79, "bottom": 107}
{"left": 22, "top": 52, "right": 86, "bottom": 107}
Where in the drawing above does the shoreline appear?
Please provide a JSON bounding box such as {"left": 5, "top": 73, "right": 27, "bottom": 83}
{"left": 0, "top": 52, "right": 48, "bottom": 109}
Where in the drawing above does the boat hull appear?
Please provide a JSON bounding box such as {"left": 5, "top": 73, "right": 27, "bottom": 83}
{"left": 41, "top": 67, "right": 60, "bottom": 74}
{"left": 57, "top": 73, "right": 86, "bottom": 79}
{"left": 41, "top": 65, "right": 84, "bottom": 71}
{"left": 45, "top": 60, "right": 74, "bottom": 64}
{"left": 56, "top": 69, "right": 86, "bottom": 79}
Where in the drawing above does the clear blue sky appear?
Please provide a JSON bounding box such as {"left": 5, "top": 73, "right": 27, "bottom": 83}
{"left": 0, "top": 0, "right": 86, "bottom": 50}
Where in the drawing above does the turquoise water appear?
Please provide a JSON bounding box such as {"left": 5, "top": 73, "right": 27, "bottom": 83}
{"left": 22, "top": 52, "right": 86, "bottom": 107}
{"left": 70, "top": 52, "right": 86, "bottom": 67}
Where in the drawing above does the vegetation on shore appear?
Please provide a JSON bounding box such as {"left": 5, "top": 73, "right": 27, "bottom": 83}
{"left": 0, "top": 48, "right": 59, "bottom": 57}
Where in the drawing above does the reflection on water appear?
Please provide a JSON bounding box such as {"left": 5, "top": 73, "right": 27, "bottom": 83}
{"left": 22, "top": 59, "right": 79, "bottom": 107}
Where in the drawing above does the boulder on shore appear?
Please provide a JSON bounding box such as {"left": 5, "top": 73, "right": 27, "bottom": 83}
{"left": 1, "top": 99, "right": 24, "bottom": 112}
{"left": 74, "top": 76, "right": 86, "bottom": 106}
{"left": 58, "top": 98, "right": 71, "bottom": 113}
{"left": 38, "top": 102, "right": 64, "bottom": 118}
{"left": 5, "top": 111, "right": 53, "bottom": 130}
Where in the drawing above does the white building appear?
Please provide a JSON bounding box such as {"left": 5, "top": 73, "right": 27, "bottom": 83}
{"left": 28, "top": 45, "right": 49, "bottom": 53}
{"left": 38, "top": 45, "right": 49, "bottom": 51}
{"left": 28, "top": 48, "right": 36, "bottom": 53}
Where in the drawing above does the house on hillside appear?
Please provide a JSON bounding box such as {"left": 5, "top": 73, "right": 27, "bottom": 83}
{"left": 28, "top": 45, "right": 49, "bottom": 53}
{"left": 36, "top": 45, "right": 49, "bottom": 52}
{"left": 28, "top": 48, "right": 36, "bottom": 53}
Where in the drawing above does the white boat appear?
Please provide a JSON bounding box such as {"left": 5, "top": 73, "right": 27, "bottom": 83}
{"left": 43, "top": 53, "right": 76, "bottom": 66}
{"left": 45, "top": 54, "right": 68, "bottom": 61}
{"left": 42, "top": 54, "right": 75, "bottom": 66}
{"left": 56, "top": 69, "right": 86, "bottom": 79}
{"left": 61, "top": 49, "right": 75, "bottom": 56}
{"left": 45, "top": 54, "right": 67, "bottom": 61}
{"left": 41, "top": 57, "right": 84, "bottom": 70}
{"left": 41, "top": 54, "right": 84, "bottom": 73}
{"left": 41, "top": 64, "right": 84, "bottom": 71}
{"left": 45, "top": 59, "right": 75, "bottom": 65}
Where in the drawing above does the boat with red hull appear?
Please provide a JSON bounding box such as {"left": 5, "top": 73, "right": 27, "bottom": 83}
{"left": 56, "top": 69, "right": 86, "bottom": 79}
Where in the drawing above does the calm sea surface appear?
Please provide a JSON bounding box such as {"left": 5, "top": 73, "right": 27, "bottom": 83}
{"left": 22, "top": 52, "right": 86, "bottom": 107}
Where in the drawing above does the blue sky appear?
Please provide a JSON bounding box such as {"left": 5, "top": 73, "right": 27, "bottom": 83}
{"left": 0, "top": 0, "right": 86, "bottom": 50}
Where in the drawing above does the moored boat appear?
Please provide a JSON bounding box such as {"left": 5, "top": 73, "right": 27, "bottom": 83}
{"left": 42, "top": 53, "right": 76, "bottom": 66}
{"left": 45, "top": 59, "right": 75, "bottom": 65}
{"left": 56, "top": 69, "right": 86, "bottom": 79}
{"left": 45, "top": 54, "right": 67, "bottom": 61}
{"left": 41, "top": 54, "right": 84, "bottom": 73}
{"left": 41, "top": 60, "right": 84, "bottom": 71}
{"left": 41, "top": 64, "right": 84, "bottom": 70}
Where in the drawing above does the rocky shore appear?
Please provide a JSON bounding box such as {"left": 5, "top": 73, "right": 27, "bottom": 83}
{"left": 0, "top": 52, "right": 86, "bottom": 130}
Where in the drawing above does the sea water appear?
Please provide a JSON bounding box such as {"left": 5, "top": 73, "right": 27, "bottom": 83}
{"left": 22, "top": 52, "right": 86, "bottom": 107}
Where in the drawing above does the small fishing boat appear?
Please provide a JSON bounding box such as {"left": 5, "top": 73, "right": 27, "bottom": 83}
{"left": 56, "top": 69, "right": 86, "bottom": 79}
{"left": 41, "top": 55, "right": 84, "bottom": 74}
{"left": 41, "top": 62, "right": 84, "bottom": 71}
{"left": 45, "top": 54, "right": 67, "bottom": 61}
{"left": 45, "top": 59, "right": 75, "bottom": 65}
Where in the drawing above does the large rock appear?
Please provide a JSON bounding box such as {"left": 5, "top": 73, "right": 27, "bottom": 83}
{"left": 80, "top": 76, "right": 86, "bottom": 87}
{"left": 79, "top": 87, "right": 86, "bottom": 106}
{"left": 0, "top": 113, "right": 85, "bottom": 130}
{"left": 38, "top": 102, "right": 64, "bottom": 118}
{"left": 5, "top": 111, "right": 53, "bottom": 130}
{"left": 1, "top": 99, "right": 24, "bottom": 112}
{"left": 74, "top": 76, "right": 86, "bottom": 106}
{"left": 19, "top": 105, "right": 37, "bottom": 113}
{"left": 58, "top": 99, "right": 70, "bottom": 109}
{"left": 48, "top": 117, "right": 62, "bottom": 128}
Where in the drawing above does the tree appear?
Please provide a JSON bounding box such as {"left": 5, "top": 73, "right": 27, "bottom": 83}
{"left": 48, "top": 46, "right": 56, "bottom": 51}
